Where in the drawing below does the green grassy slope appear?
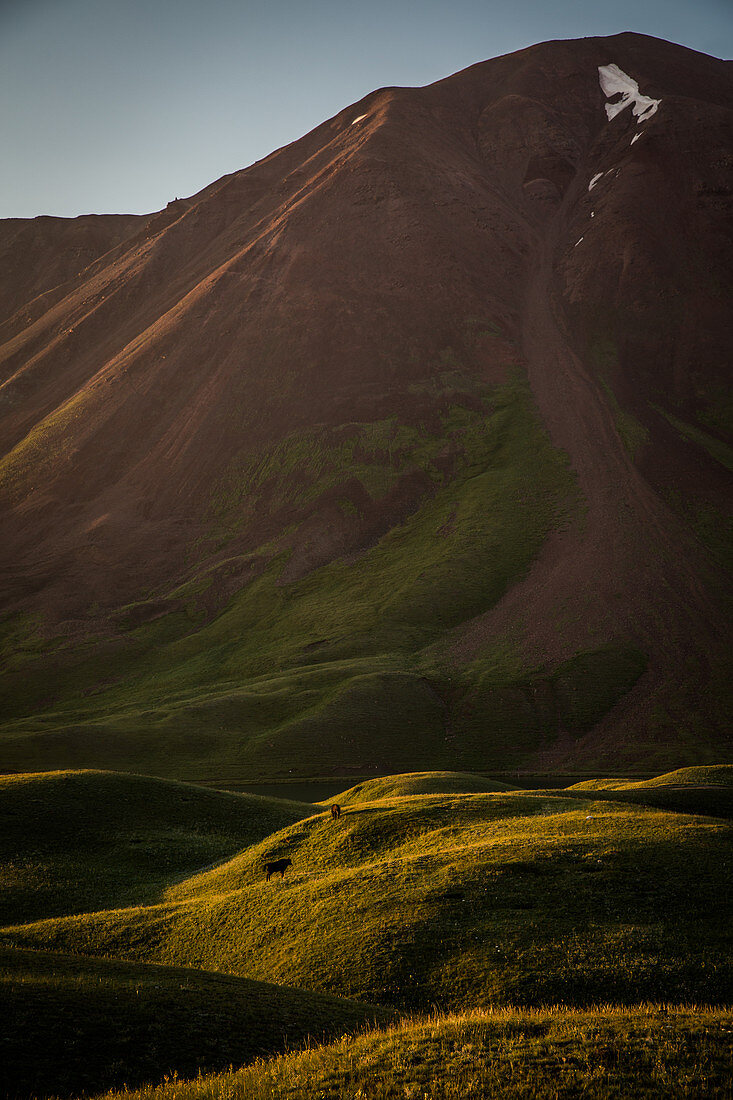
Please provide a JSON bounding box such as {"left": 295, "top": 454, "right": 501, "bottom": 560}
{"left": 0, "top": 947, "right": 389, "bottom": 1100}
{"left": 2, "top": 768, "right": 732, "bottom": 1099}
{"left": 4, "top": 785, "right": 730, "bottom": 1011}
{"left": 569, "top": 765, "right": 733, "bottom": 790}
{"left": 621, "top": 765, "right": 733, "bottom": 788}
{"left": 0, "top": 770, "right": 314, "bottom": 924}
{"left": 564, "top": 766, "right": 733, "bottom": 820}
{"left": 95, "top": 1005, "right": 733, "bottom": 1100}
{"left": 328, "top": 771, "right": 518, "bottom": 804}
{"left": 1, "top": 377, "right": 642, "bottom": 781}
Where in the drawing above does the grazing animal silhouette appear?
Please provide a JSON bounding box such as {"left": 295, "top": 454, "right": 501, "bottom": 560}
{"left": 264, "top": 857, "right": 292, "bottom": 881}
{"left": 330, "top": 803, "right": 341, "bottom": 820}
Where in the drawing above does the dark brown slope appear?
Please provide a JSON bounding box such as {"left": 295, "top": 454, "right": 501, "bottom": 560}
{"left": 446, "top": 34, "right": 733, "bottom": 758}
{"left": 0, "top": 213, "right": 148, "bottom": 331}
{"left": 0, "top": 32, "right": 731, "bottom": 768}
{"left": 0, "top": 76, "right": 532, "bottom": 617}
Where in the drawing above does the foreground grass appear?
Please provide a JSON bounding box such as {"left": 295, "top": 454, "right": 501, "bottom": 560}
{"left": 0, "top": 947, "right": 389, "bottom": 1100}
{"left": 4, "top": 784, "right": 731, "bottom": 1012}
{"left": 1, "top": 769, "right": 731, "bottom": 1098}
{"left": 98, "top": 1005, "right": 733, "bottom": 1100}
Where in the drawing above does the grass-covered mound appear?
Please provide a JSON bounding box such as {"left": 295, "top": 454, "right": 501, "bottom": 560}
{"left": 622, "top": 765, "right": 733, "bottom": 788}
{"left": 94, "top": 1005, "right": 733, "bottom": 1100}
{"left": 329, "top": 771, "right": 518, "bottom": 804}
{"left": 0, "top": 946, "right": 389, "bottom": 1100}
{"left": 0, "top": 770, "right": 314, "bottom": 924}
{"left": 4, "top": 790, "right": 731, "bottom": 1011}
{"left": 565, "top": 766, "right": 733, "bottom": 819}
{"left": 569, "top": 765, "right": 733, "bottom": 790}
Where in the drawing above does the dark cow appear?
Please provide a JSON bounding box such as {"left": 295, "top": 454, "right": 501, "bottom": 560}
{"left": 264, "top": 857, "right": 292, "bottom": 881}
{"left": 330, "top": 803, "right": 341, "bottom": 820}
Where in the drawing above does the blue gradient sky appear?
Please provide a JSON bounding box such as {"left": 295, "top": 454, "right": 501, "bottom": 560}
{"left": 2, "top": 0, "right": 731, "bottom": 219}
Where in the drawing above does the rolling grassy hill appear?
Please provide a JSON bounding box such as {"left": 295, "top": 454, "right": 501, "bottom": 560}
{"left": 94, "top": 1005, "right": 733, "bottom": 1100}
{"left": 326, "top": 771, "right": 519, "bottom": 804}
{"left": 0, "top": 769, "right": 314, "bottom": 924}
{"left": 0, "top": 947, "right": 389, "bottom": 1100}
{"left": 564, "top": 765, "right": 733, "bottom": 819}
{"left": 1, "top": 766, "right": 731, "bottom": 1098}
{"left": 569, "top": 765, "right": 733, "bottom": 790}
{"left": 3, "top": 771, "right": 730, "bottom": 1012}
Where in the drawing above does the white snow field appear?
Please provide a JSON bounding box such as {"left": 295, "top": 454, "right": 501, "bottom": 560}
{"left": 598, "top": 63, "right": 661, "bottom": 123}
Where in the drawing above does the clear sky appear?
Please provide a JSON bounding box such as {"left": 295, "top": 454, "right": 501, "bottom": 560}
{"left": 2, "top": 0, "right": 731, "bottom": 220}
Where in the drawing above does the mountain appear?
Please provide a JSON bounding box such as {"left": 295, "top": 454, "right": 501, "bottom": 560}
{"left": 0, "top": 32, "right": 730, "bottom": 779}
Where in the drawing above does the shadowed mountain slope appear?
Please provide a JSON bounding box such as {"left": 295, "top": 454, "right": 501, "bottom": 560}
{"left": 0, "top": 213, "right": 147, "bottom": 327}
{"left": 0, "top": 33, "right": 730, "bottom": 776}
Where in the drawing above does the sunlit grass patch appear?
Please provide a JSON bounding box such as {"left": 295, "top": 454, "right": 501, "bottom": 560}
{"left": 570, "top": 766, "right": 733, "bottom": 790}
{"left": 326, "top": 772, "right": 519, "bottom": 805}
{"left": 97, "top": 1005, "right": 733, "bottom": 1099}
{"left": 563, "top": 766, "right": 733, "bottom": 819}
{"left": 3, "top": 788, "right": 730, "bottom": 1012}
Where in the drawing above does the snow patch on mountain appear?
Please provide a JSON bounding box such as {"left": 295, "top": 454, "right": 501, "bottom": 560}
{"left": 598, "top": 64, "right": 661, "bottom": 123}
{"left": 589, "top": 172, "right": 604, "bottom": 192}
{"left": 351, "top": 114, "right": 367, "bottom": 125}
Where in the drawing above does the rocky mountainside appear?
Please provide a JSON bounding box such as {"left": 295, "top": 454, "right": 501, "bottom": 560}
{"left": 0, "top": 32, "right": 730, "bottom": 778}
